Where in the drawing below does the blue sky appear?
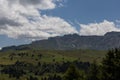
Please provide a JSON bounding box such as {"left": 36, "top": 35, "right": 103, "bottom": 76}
{"left": 43, "top": 0, "right": 120, "bottom": 23}
{"left": 0, "top": 0, "right": 120, "bottom": 48}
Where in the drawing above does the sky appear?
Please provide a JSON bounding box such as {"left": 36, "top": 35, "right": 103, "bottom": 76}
{"left": 0, "top": 0, "right": 120, "bottom": 48}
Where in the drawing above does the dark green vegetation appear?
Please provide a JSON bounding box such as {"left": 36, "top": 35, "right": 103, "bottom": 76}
{"left": 1, "top": 48, "right": 120, "bottom": 80}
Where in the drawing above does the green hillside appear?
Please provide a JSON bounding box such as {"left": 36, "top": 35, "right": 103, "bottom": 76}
{"left": 0, "top": 49, "right": 106, "bottom": 65}
{"left": 0, "top": 49, "right": 107, "bottom": 80}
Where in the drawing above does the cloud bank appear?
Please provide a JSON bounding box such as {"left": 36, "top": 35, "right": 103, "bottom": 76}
{"left": 0, "top": 0, "right": 77, "bottom": 40}
{"left": 79, "top": 20, "right": 120, "bottom": 36}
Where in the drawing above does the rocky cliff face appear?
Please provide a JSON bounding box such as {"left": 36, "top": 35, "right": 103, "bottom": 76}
{"left": 30, "top": 31, "right": 120, "bottom": 50}
{"left": 1, "top": 31, "right": 120, "bottom": 51}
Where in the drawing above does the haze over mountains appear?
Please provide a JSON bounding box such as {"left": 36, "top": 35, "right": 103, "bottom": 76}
{"left": 1, "top": 31, "right": 120, "bottom": 51}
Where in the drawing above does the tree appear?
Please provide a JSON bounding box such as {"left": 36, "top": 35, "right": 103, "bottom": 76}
{"left": 63, "top": 64, "right": 84, "bottom": 80}
{"left": 101, "top": 48, "right": 120, "bottom": 80}
{"left": 29, "top": 76, "right": 38, "bottom": 80}
{"left": 88, "top": 60, "right": 100, "bottom": 80}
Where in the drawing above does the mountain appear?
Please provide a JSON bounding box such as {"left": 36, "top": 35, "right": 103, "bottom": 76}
{"left": 1, "top": 31, "right": 120, "bottom": 51}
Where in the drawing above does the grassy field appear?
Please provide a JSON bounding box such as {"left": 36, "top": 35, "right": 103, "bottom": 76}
{"left": 0, "top": 49, "right": 107, "bottom": 65}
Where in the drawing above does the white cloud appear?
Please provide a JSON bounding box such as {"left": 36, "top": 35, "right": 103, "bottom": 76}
{"left": 0, "top": 15, "right": 77, "bottom": 39}
{"left": 1, "top": 0, "right": 120, "bottom": 41}
{"left": 79, "top": 20, "right": 120, "bottom": 36}
{"left": 0, "top": 0, "right": 77, "bottom": 40}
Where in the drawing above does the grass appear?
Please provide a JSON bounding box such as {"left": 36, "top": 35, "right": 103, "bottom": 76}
{"left": 0, "top": 49, "right": 107, "bottom": 65}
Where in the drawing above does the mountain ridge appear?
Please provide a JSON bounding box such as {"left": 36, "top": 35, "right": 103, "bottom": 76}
{"left": 1, "top": 31, "right": 120, "bottom": 51}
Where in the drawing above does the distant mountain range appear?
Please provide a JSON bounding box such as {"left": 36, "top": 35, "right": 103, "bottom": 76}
{"left": 1, "top": 31, "right": 120, "bottom": 51}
